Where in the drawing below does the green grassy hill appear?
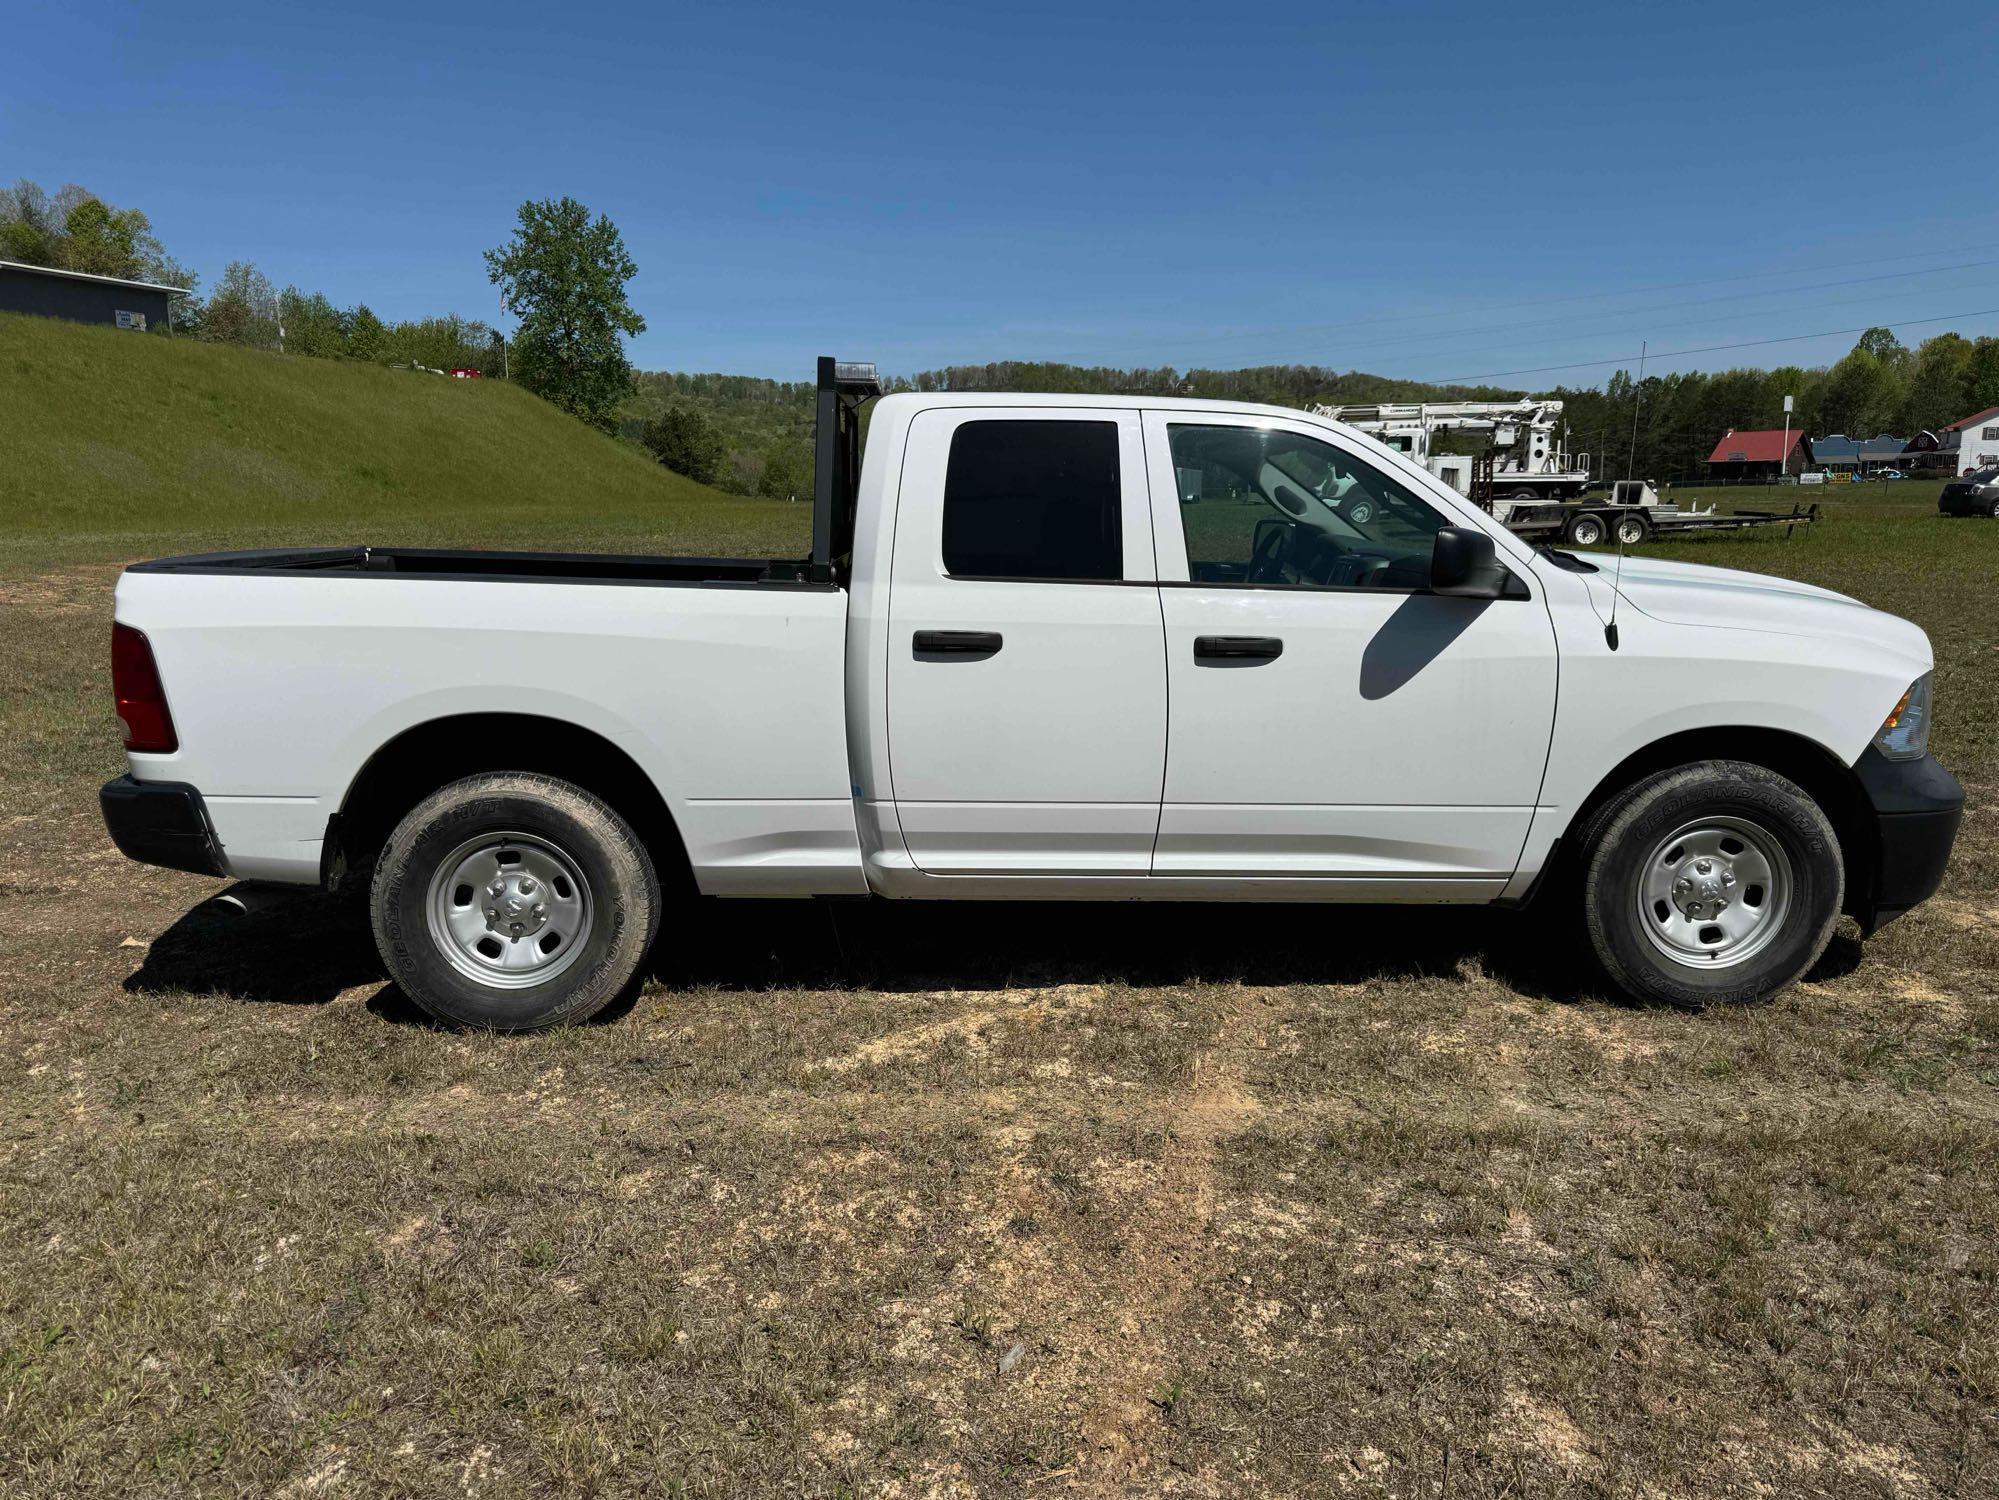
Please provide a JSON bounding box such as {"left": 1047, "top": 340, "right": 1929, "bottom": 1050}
{"left": 0, "top": 313, "right": 808, "bottom": 571}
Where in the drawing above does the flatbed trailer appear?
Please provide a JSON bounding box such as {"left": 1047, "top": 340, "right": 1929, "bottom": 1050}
{"left": 1490, "top": 481, "right": 1818, "bottom": 547}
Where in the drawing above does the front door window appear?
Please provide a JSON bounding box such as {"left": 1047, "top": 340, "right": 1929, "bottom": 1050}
{"left": 1168, "top": 424, "right": 1445, "bottom": 589}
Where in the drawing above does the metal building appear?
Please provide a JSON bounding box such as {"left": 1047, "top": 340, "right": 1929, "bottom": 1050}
{"left": 0, "top": 260, "right": 191, "bottom": 332}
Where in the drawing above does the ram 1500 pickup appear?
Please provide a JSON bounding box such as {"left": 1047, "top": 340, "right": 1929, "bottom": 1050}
{"left": 103, "top": 359, "right": 1964, "bottom": 1028}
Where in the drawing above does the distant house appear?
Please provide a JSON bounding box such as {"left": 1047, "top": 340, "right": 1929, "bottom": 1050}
{"left": 0, "top": 260, "right": 191, "bottom": 332}
{"left": 1940, "top": 405, "right": 1999, "bottom": 475}
{"left": 1810, "top": 433, "right": 1908, "bottom": 475}
{"left": 1705, "top": 428, "right": 1812, "bottom": 481}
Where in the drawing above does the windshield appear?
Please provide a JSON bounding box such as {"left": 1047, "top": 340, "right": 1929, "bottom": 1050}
{"left": 1966, "top": 467, "right": 1999, "bottom": 483}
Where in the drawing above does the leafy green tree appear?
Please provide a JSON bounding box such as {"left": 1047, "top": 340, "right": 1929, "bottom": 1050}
{"left": 1901, "top": 334, "right": 1974, "bottom": 433}
{"left": 757, "top": 441, "right": 813, "bottom": 501}
{"left": 1, "top": 179, "right": 196, "bottom": 305}
{"left": 279, "top": 287, "right": 348, "bottom": 358}
{"left": 484, "top": 197, "right": 644, "bottom": 431}
{"left": 202, "top": 261, "right": 278, "bottom": 347}
{"left": 1854, "top": 326, "right": 1908, "bottom": 369}
{"left": 0, "top": 179, "right": 57, "bottom": 264}
{"left": 347, "top": 304, "right": 384, "bottom": 362}
{"left": 1961, "top": 337, "right": 1999, "bottom": 415}
{"left": 641, "top": 406, "right": 725, "bottom": 485}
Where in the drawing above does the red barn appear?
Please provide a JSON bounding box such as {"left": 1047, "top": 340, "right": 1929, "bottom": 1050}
{"left": 1706, "top": 428, "right": 1811, "bottom": 482}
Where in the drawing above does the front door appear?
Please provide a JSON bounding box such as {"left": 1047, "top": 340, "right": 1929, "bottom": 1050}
{"left": 1144, "top": 412, "right": 1557, "bottom": 891}
{"left": 886, "top": 407, "right": 1166, "bottom": 874}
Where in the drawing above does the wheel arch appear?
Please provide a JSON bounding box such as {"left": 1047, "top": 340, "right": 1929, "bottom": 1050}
{"left": 1560, "top": 725, "right": 1874, "bottom": 916}
{"left": 323, "top": 713, "right": 689, "bottom": 893}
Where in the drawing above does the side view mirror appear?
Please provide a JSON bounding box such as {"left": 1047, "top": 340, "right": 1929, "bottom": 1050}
{"left": 1430, "top": 526, "right": 1510, "bottom": 599}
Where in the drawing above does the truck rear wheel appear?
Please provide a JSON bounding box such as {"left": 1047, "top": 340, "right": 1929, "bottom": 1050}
{"left": 1581, "top": 762, "right": 1842, "bottom": 1007}
{"left": 1565, "top": 512, "right": 1607, "bottom": 546}
{"left": 370, "top": 772, "right": 661, "bottom": 1030}
{"left": 1613, "top": 513, "right": 1649, "bottom": 546}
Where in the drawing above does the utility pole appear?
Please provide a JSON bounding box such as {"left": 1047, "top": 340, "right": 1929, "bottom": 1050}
{"left": 1780, "top": 393, "right": 1793, "bottom": 483}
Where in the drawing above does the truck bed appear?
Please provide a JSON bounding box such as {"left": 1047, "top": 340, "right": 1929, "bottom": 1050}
{"left": 126, "top": 545, "right": 820, "bottom": 587}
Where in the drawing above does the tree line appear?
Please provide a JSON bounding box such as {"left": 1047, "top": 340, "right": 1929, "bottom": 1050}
{"left": 1555, "top": 328, "right": 1999, "bottom": 483}
{"left": 3, "top": 178, "right": 503, "bottom": 373}
{"left": 16, "top": 175, "right": 1999, "bottom": 490}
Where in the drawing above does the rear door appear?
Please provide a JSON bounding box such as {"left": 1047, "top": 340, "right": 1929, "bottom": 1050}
{"left": 1144, "top": 411, "right": 1557, "bottom": 889}
{"left": 885, "top": 408, "right": 1165, "bottom": 874}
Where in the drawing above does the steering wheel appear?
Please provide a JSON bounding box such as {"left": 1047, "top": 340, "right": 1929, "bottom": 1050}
{"left": 1247, "top": 524, "right": 1290, "bottom": 583}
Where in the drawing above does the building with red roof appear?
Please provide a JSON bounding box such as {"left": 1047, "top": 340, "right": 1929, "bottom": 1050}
{"left": 1943, "top": 405, "right": 1999, "bottom": 476}
{"left": 1705, "top": 428, "right": 1812, "bottom": 482}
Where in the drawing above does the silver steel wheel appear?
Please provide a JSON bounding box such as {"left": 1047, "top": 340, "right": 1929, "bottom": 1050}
{"left": 1636, "top": 815, "right": 1792, "bottom": 969}
{"left": 1615, "top": 516, "right": 1646, "bottom": 545}
{"left": 426, "top": 831, "right": 594, "bottom": 990}
{"left": 1569, "top": 515, "right": 1605, "bottom": 545}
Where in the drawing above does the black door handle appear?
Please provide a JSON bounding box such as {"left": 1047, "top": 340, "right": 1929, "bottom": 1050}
{"left": 1194, "top": 635, "right": 1283, "bottom": 660}
{"left": 913, "top": 629, "right": 1003, "bottom": 656}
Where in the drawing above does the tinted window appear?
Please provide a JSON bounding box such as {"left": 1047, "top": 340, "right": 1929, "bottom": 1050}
{"left": 1168, "top": 424, "right": 1446, "bottom": 588}
{"left": 942, "top": 420, "right": 1121, "bottom": 580}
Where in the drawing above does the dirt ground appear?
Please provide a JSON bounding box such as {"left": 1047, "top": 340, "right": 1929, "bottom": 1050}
{"left": 2, "top": 555, "right": 1995, "bottom": 1499}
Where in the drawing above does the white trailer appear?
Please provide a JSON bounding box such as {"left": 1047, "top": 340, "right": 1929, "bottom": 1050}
{"left": 1314, "top": 402, "right": 1817, "bottom": 546}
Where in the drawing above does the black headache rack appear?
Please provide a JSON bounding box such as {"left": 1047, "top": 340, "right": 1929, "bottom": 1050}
{"left": 124, "top": 355, "right": 885, "bottom": 590}
{"left": 807, "top": 356, "right": 884, "bottom": 583}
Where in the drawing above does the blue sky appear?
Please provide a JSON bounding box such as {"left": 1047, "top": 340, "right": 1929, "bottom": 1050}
{"left": 6, "top": 0, "right": 1997, "bottom": 385}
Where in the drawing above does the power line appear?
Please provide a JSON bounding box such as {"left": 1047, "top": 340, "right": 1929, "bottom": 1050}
{"left": 1431, "top": 306, "right": 1999, "bottom": 385}
{"left": 1251, "top": 258, "right": 1999, "bottom": 365}
{"left": 1094, "top": 237, "right": 1999, "bottom": 358}
{"left": 1367, "top": 285, "right": 1998, "bottom": 372}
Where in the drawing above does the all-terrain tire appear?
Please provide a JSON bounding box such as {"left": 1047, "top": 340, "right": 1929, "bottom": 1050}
{"left": 1581, "top": 761, "right": 1842, "bottom": 1007}
{"left": 371, "top": 772, "right": 660, "bottom": 1030}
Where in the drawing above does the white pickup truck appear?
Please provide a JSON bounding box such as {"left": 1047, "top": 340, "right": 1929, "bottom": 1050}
{"left": 103, "top": 359, "right": 1963, "bottom": 1029}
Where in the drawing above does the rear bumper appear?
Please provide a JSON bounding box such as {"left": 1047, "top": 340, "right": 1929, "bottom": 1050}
{"left": 1849, "top": 749, "right": 1963, "bottom": 935}
{"left": 100, "top": 775, "right": 226, "bottom": 877}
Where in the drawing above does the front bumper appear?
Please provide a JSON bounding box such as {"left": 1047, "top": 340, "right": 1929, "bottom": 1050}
{"left": 100, "top": 775, "right": 226, "bottom": 877}
{"left": 1849, "top": 748, "right": 1963, "bottom": 935}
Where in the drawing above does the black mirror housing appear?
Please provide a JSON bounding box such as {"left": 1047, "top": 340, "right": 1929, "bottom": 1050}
{"left": 1430, "top": 526, "right": 1511, "bottom": 599}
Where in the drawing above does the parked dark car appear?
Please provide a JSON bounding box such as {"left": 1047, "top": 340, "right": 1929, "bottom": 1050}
{"left": 1939, "top": 467, "right": 1999, "bottom": 517}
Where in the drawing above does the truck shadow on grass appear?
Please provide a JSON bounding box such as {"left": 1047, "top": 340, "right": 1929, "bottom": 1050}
{"left": 125, "top": 881, "right": 1864, "bottom": 1020}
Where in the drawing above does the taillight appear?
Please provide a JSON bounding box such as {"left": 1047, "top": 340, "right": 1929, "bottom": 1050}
{"left": 112, "top": 623, "right": 178, "bottom": 753}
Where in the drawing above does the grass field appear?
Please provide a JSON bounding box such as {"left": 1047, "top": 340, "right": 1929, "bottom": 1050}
{"left": 1, "top": 321, "right": 1996, "bottom": 1497}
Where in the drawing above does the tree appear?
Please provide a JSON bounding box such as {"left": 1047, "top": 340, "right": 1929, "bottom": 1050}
{"left": 1901, "top": 334, "right": 1974, "bottom": 433}
{"left": 347, "top": 304, "right": 384, "bottom": 362}
{"left": 484, "top": 197, "right": 644, "bottom": 431}
{"left": 202, "top": 261, "right": 278, "bottom": 347}
{"left": 279, "top": 287, "right": 348, "bottom": 358}
{"left": 641, "top": 406, "right": 725, "bottom": 485}
{"left": 757, "top": 440, "right": 813, "bottom": 501}
{"left": 1, "top": 179, "right": 197, "bottom": 300}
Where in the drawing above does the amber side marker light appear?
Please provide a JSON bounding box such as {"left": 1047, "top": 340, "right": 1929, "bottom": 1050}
{"left": 111, "top": 622, "right": 179, "bottom": 754}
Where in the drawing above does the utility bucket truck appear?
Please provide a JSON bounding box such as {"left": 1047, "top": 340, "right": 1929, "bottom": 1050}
{"left": 1313, "top": 400, "right": 1818, "bottom": 546}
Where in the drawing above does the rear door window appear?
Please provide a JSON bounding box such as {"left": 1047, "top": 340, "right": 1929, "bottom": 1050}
{"left": 942, "top": 420, "right": 1122, "bottom": 581}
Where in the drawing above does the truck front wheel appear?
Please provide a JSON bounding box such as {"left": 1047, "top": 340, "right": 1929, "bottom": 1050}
{"left": 1581, "top": 762, "right": 1842, "bottom": 1007}
{"left": 370, "top": 772, "right": 661, "bottom": 1030}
